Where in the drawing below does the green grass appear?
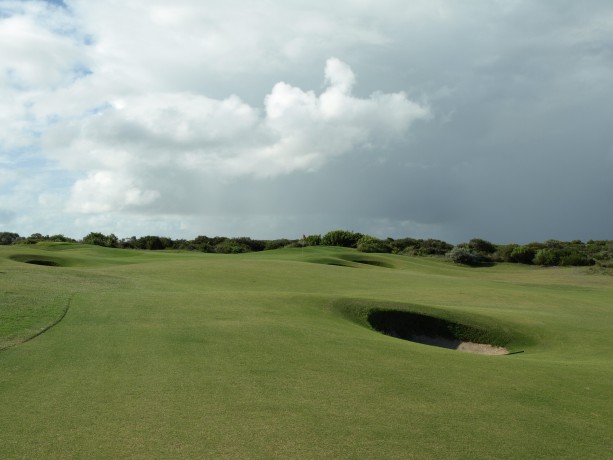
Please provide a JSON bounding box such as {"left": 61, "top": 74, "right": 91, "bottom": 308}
{"left": 1, "top": 243, "right": 612, "bottom": 458}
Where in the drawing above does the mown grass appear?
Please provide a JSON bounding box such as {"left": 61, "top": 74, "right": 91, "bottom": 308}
{"left": 0, "top": 244, "right": 612, "bottom": 458}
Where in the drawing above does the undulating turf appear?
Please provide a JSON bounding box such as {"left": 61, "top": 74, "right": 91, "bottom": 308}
{"left": 1, "top": 243, "right": 612, "bottom": 458}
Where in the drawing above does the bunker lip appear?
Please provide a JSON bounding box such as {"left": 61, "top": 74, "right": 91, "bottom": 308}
{"left": 9, "top": 254, "right": 62, "bottom": 266}
{"left": 367, "top": 309, "right": 510, "bottom": 355}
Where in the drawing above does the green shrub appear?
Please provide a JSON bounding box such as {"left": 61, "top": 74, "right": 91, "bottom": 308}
{"left": 415, "top": 239, "right": 454, "bottom": 256}
{"left": 322, "top": 230, "right": 363, "bottom": 248}
{"left": 468, "top": 238, "right": 497, "bottom": 254}
{"left": 231, "top": 237, "right": 266, "bottom": 251}
{"left": 556, "top": 247, "right": 594, "bottom": 266}
{"left": 509, "top": 246, "right": 536, "bottom": 264}
{"left": 303, "top": 234, "right": 322, "bottom": 246}
{"left": 388, "top": 238, "right": 419, "bottom": 254}
{"left": 214, "top": 240, "right": 250, "bottom": 254}
{"left": 495, "top": 244, "right": 518, "bottom": 262}
{"left": 356, "top": 235, "right": 391, "bottom": 253}
{"left": 533, "top": 248, "right": 559, "bottom": 266}
{"left": 265, "top": 239, "right": 293, "bottom": 250}
{"left": 446, "top": 246, "right": 485, "bottom": 266}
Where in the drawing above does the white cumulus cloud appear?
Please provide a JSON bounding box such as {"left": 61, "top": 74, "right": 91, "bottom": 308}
{"left": 45, "top": 58, "right": 429, "bottom": 213}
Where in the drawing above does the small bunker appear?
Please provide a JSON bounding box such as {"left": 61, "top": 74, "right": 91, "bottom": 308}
{"left": 9, "top": 254, "right": 62, "bottom": 267}
{"left": 367, "top": 309, "right": 508, "bottom": 355}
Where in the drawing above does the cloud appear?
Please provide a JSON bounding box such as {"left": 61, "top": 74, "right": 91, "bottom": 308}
{"left": 0, "top": 0, "right": 91, "bottom": 161}
{"left": 1, "top": 1, "right": 612, "bottom": 242}
{"left": 66, "top": 171, "right": 160, "bottom": 213}
{"left": 64, "top": 0, "right": 390, "bottom": 87}
{"left": 44, "top": 58, "right": 429, "bottom": 213}
{"left": 0, "top": 15, "right": 81, "bottom": 90}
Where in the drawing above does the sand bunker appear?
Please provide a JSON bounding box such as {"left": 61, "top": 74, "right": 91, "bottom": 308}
{"left": 368, "top": 310, "right": 509, "bottom": 355}
{"left": 457, "top": 341, "right": 508, "bottom": 355}
{"left": 9, "top": 254, "right": 61, "bottom": 266}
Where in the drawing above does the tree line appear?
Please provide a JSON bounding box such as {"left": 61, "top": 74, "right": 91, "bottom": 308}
{"left": 1, "top": 230, "right": 611, "bottom": 268}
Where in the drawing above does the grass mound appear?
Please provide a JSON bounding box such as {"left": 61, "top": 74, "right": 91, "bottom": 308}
{"left": 338, "top": 254, "right": 396, "bottom": 268}
{"left": 306, "top": 251, "right": 396, "bottom": 268}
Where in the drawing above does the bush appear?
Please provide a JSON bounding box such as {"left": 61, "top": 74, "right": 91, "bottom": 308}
{"left": 388, "top": 238, "right": 419, "bottom": 254}
{"left": 468, "top": 238, "right": 497, "bottom": 254}
{"left": 556, "top": 247, "right": 594, "bottom": 266}
{"left": 509, "top": 245, "right": 536, "bottom": 264}
{"left": 446, "top": 246, "right": 485, "bottom": 266}
{"left": 415, "top": 239, "right": 454, "bottom": 256}
{"left": 214, "top": 240, "right": 250, "bottom": 254}
{"left": 231, "top": 237, "right": 266, "bottom": 252}
{"left": 265, "top": 239, "right": 293, "bottom": 250}
{"left": 322, "top": 230, "right": 363, "bottom": 248}
{"left": 357, "top": 235, "right": 391, "bottom": 253}
{"left": 533, "top": 248, "right": 559, "bottom": 266}
{"left": 303, "top": 234, "right": 322, "bottom": 246}
{"left": 495, "top": 244, "right": 518, "bottom": 262}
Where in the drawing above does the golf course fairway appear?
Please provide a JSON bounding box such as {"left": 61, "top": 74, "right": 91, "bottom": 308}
{"left": 1, "top": 243, "right": 612, "bottom": 458}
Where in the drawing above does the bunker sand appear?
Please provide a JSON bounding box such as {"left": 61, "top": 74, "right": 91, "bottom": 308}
{"left": 401, "top": 334, "right": 509, "bottom": 355}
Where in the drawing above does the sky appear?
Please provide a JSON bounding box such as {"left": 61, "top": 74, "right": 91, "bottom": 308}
{"left": 1, "top": 0, "right": 612, "bottom": 244}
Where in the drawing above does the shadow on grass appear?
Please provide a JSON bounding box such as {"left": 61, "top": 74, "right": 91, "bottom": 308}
{"left": 9, "top": 254, "right": 64, "bottom": 267}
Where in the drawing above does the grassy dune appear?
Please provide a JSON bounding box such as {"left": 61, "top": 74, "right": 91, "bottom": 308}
{"left": 1, "top": 243, "right": 612, "bottom": 458}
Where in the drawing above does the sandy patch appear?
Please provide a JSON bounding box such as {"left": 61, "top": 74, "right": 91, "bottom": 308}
{"left": 457, "top": 341, "right": 509, "bottom": 355}
{"left": 409, "top": 334, "right": 509, "bottom": 355}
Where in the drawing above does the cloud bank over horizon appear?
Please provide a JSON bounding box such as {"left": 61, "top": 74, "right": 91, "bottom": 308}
{"left": 1, "top": 0, "right": 612, "bottom": 243}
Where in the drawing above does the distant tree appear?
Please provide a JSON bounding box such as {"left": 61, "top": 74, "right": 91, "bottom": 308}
{"left": 136, "top": 235, "right": 165, "bottom": 250}
{"left": 82, "top": 232, "right": 118, "bottom": 247}
{"left": 0, "top": 232, "right": 20, "bottom": 245}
